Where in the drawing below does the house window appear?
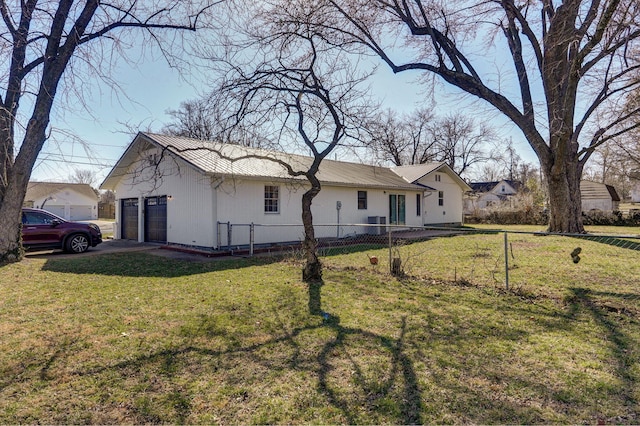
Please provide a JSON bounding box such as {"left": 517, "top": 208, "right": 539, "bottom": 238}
{"left": 264, "top": 185, "right": 279, "bottom": 213}
{"left": 435, "top": 174, "right": 441, "bottom": 182}
{"left": 357, "top": 191, "right": 367, "bottom": 209}
{"left": 416, "top": 193, "right": 421, "bottom": 216}
{"left": 501, "top": 185, "right": 506, "bottom": 192}
{"left": 438, "top": 191, "right": 444, "bottom": 206}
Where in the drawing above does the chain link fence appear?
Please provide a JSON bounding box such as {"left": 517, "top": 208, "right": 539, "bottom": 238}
{"left": 215, "top": 221, "right": 640, "bottom": 290}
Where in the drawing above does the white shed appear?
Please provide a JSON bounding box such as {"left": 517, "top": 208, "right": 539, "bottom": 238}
{"left": 100, "top": 133, "right": 470, "bottom": 249}
{"left": 580, "top": 181, "right": 620, "bottom": 211}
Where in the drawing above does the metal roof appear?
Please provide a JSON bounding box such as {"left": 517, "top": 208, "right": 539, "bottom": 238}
{"left": 392, "top": 163, "right": 472, "bottom": 192}
{"left": 580, "top": 180, "right": 620, "bottom": 201}
{"left": 101, "top": 133, "right": 423, "bottom": 191}
{"left": 26, "top": 182, "right": 98, "bottom": 202}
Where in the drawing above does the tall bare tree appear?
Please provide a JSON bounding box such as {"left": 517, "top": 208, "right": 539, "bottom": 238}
{"left": 431, "top": 113, "right": 496, "bottom": 177}
{"left": 203, "top": 1, "right": 371, "bottom": 282}
{"left": 365, "top": 108, "right": 494, "bottom": 177}
{"left": 0, "top": 0, "right": 216, "bottom": 263}
{"left": 314, "top": 0, "right": 640, "bottom": 232}
{"left": 365, "top": 108, "right": 438, "bottom": 166}
{"left": 162, "top": 98, "right": 271, "bottom": 148}
{"left": 68, "top": 168, "right": 97, "bottom": 187}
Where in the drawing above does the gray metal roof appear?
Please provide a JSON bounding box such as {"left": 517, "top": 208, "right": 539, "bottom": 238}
{"left": 580, "top": 180, "right": 620, "bottom": 201}
{"left": 101, "top": 133, "right": 422, "bottom": 191}
{"left": 392, "top": 163, "right": 472, "bottom": 192}
{"left": 26, "top": 181, "right": 98, "bottom": 202}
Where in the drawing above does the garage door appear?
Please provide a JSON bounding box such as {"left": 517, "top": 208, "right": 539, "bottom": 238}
{"left": 69, "top": 205, "right": 93, "bottom": 221}
{"left": 44, "top": 205, "right": 66, "bottom": 219}
{"left": 121, "top": 198, "right": 139, "bottom": 240}
{"left": 144, "top": 196, "right": 167, "bottom": 243}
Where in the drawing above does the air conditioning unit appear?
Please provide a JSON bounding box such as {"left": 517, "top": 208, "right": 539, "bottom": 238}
{"left": 367, "top": 216, "right": 387, "bottom": 235}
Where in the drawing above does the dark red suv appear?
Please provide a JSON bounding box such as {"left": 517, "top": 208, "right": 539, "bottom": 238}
{"left": 21, "top": 208, "right": 102, "bottom": 253}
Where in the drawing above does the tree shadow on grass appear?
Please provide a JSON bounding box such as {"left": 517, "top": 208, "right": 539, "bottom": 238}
{"left": 39, "top": 251, "right": 286, "bottom": 277}
{"left": 565, "top": 287, "right": 638, "bottom": 410}
{"left": 1, "top": 312, "right": 424, "bottom": 424}
{"left": 572, "top": 234, "right": 640, "bottom": 251}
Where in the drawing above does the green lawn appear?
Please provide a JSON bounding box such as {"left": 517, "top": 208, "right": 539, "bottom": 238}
{"left": 1, "top": 238, "right": 639, "bottom": 424}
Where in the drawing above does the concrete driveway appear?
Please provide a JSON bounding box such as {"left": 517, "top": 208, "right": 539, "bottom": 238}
{"left": 77, "top": 219, "right": 114, "bottom": 236}
{"left": 24, "top": 238, "right": 159, "bottom": 259}
{"left": 24, "top": 238, "right": 230, "bottom": 262}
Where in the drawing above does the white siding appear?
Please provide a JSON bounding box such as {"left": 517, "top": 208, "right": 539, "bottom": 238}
{"left": 111, "top": 147, "right": 425, "bottom": 249}
{"left": 580, "top": 181, "right": 617, "bottom": 212}
{"left": 34, "top": 190, "right": 97, "bottom": 220}
{"left": 490, "top": 181, "right": 518, "bottom": 196}
{"left": 413, "top": 172, "right": 464, "bottom": 224}
{"left": 112, "top": 148, "right": 215, "bottom": 247}
{"left": 216, "top": 180, "right": 423, "bottom": 247}
{"left": 631, "top": 182, "right": 640, "bottom": 203}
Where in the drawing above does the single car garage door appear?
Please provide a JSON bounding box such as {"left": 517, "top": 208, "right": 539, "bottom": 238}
{"left": 121, "top": 198, "right": 139, "bottom": 240}
{"left": 144, "top": 196, "right": 167, "bottom": 243}
{"left": 69, "top": 205, "right": 93, "bottom": 221}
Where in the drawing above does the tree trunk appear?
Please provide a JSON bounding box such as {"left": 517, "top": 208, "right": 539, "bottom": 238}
{"left": 543, "top": 156, "right": 585, "bottom": 234}
{"left": 301, "top": 184, "right": 322, "bottom": 282}
{"left": 0, "top": 170, "right": 29, "bottom": 264}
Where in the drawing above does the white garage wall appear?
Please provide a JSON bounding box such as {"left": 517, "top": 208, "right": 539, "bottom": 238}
{"left": 113, "top": 149, "right": 216, "bottom": 247}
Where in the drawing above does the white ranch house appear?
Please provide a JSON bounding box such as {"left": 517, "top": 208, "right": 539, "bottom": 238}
{"left": 24, "top": 182, "right": 98, "bottom": 220}
{"left": 100, "top": 133, "right": 471, "bottom": 250}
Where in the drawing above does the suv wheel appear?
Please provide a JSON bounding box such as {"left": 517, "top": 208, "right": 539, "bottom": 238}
{"left": 66, "top": 233, "right": 90, "bottom": 253}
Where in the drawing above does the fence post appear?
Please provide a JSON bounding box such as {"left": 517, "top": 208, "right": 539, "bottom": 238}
{"left": 216, "top": 222, "right": 221, "bottom": 249}
{"left": 227, "top": 222, "right": 232, "bottom": 251}
{"left": 388, "top": 226, "right": 392, "bottom": 274}
{"left": 504, "top": 232, "right": 509, "bottom": 290}
{"left": 249, "top": 223, "right": 254, "bottom": 256}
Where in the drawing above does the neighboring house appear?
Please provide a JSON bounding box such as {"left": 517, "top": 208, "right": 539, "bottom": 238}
{"left": 580, "top": 180, "right": 620, "bottom": 212}
{"left": 24, "top": 182, "right": 99, "bottom": 220}
{"left": 630, "top": 171, "right": 640, "bottom": 203}
{"left": 100, "top": 132, "right": 471, "bottom": 249}
{"left": 463, "top": 180, "right": 522, "bottom": 215}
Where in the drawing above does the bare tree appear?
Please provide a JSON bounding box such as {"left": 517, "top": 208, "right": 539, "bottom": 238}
{"left": 201, "top": 1, "right": 371, "bottom": 282}
{"left": 161, "top": 98, "right": 271, "bottom": 148}
{"left": 162, "top": 99, "right": 217, "bottom": 141}
{"left": 314, "top": 0, "right": 640, "bottom": 233}
{"left": 430, "top": 113, "right": 496, "bottom": 177}
{"left": 365, "top": 108, "right": 493, "bottom": 177}
{"left": 68, "top": 168, "right": 97, "bottom": 187}
{"left": 0, "top": 1, "right": 216, "bottom": 263}
{"left": 365, "top": 108, "right": 438, "bottom": 166}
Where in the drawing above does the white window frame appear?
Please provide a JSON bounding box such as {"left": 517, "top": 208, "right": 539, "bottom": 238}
{"left": 264, "top": 185, "right": 280, "bottom": 213}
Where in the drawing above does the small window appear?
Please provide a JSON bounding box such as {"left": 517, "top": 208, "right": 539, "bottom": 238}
{"left": 501, "top": 185, "right": 506, "bottom": 192}
{"left": 264, "top": 185, "right": 279, "bottom": 213}
{"left": 438, "top": 191, "right": 444, "bottom": 206}
{"left": 416, "top": 193, "right": 421, "bottom": 216}
{"left": 357, "top": 191, "right": 367, "bottom": 209}
{"left": 435, "top": 174, "right": 441, "bottom": 182}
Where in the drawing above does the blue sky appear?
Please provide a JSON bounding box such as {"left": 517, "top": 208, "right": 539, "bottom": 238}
{"left": 29, "top": 39, "right": 537, "bottom": 187}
